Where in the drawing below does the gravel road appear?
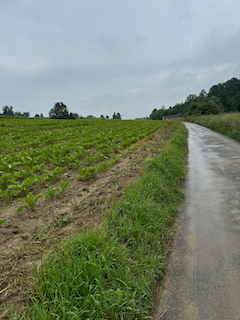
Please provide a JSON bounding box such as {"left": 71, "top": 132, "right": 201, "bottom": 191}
{"left": 155, "top": 122, "right": 240, "bottom": 320}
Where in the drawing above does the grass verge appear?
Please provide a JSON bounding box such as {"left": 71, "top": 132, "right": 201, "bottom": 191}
{"left": 184, "top": 112, "right": 240, "bottom": 142}
{"left": 13, "top": 120, "right": 188, "bottom": 320}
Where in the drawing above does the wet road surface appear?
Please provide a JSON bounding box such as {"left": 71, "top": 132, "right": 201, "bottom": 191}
{"left": 155, "top": 122, "right": 240, "bottom": 320}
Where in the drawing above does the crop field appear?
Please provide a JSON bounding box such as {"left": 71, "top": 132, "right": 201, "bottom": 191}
{"left": 0, "top": 118, "right": 166, "bottom": 203}
{"left": 0, "top": 117, "right": 173, "bottom": 317}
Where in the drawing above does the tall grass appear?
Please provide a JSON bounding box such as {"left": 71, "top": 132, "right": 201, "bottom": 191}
{"left": 184, "top": 112, "right": 240, "bottom": 142}
{"left": 19, "top": 120, "right": 188, "bottom": 320}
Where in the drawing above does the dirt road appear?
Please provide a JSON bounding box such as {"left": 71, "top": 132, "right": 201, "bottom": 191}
{"left": 155, "top": 122, "right": 240, "bottom": 320}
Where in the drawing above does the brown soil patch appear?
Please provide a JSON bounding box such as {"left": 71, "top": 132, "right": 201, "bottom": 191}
{"left": 0, "top": 125, "right": 172, "bottom": 318}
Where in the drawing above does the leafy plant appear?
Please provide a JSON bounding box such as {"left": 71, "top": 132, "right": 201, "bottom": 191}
{"left": 0, "top": 173, "right": 13, "bottom": 190}
{"left": 9, "top": 176, "right": 38, "bottom": 196}
{"left": 17, "top": 192, "right": 43, "bottom": 213}
{"left": 71, "top": 160, "right": 83, "bottom": 170}
{"left": 0, "top": 161, "right": 20, "bottom": 174}
{"left": 77, "top": 166, "right": 99, "bottom": 181}
{"left": 44, "top": 166, "right": 67, "bottom": 182}
{"left": 14, "top": 166, "right": 34, "bottom": 180}
{"left": 37, "top": 175, "right": 50, "bottom": 189}
{"left": 45, "top": 185, "right": 59, "bottom": 201}
{"left": 84, "top": 155, "right": 94, "bottom": 166}
{"left": 0, "top": 187, "right": 20, "bottom": 203}
{"left": 60, "top": 180, "right": 71, "bottom": 194}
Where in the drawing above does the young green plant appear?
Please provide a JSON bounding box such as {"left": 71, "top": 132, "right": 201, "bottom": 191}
{"left": 45, "top": 185, "right": 59, "bottom": 201}
{"left": 17, "top": 192, "right": 43, "bottom": 213}
{"left": 60, "top": 180, "right": 71, "bottom": 195}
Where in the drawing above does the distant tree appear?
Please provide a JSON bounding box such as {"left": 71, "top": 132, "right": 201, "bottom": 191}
{"left": 185, "top": 102, "right": 200, "bottom": 116}
{"left": 116, "top": 112, "right": 121, "bottom": 119}
{"left": 197, "top": 100, "right": 221, "bottom": 115}
{"left": 224, "top": 77, "right": 240, "bottom": 98}
{"left": 73, "top": 113, "right": 79, "bottom": 119}
{"left": 40, "top": 113, "right": 44, "bottom": 117}
{"left": 14, "top": 111, "right": 22, "bottom": 117}
{"left": 35, "top": 114, "right": 40, "bottom": 117}
{"left": 185, "top": 99, "right": 221, "bottom": 116}
{"left": 230, "top": 91, "right": 240, "bottom": 112}
{"left": 198, "top": 89, "right": 207, "bottom": 102}
{"left": 150, "top": 106, "right": 165, "bottom": 120}
{"left": 106, "top": 115, "right": 109, "bottom": 119}
{"left": 49, "top": 102, "right": 69, "bottom": 119}
{"left": 23, "top": 112, "right": 30, "bottom": 118}
{"left": 112, "top": 112, "right": 121, "bottom": 119}
{"left": 69, "top": 112, "right": 79, "bottom": 119}
{"left": 2, "top": 105, "right": 14, "bottom": 116}
{"left": 100, "top": 115, "right": 105, "bottom": 119}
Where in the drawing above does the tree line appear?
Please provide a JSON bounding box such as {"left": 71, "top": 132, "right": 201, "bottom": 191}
{"left": 150, "top": 77, "right": 240, "bottom": 119}
{"left": 1, "top": 102, "right": 122, "bottom": 120}
{"left": 1, "top": 105, "right": 33, "bottom": 118}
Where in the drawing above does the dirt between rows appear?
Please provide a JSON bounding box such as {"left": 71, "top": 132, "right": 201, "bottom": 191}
{"left": 0, "top": 125, "right": 172, "bottom": 319}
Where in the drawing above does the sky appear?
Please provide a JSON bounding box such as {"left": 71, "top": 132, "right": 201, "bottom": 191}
{"left": 1, "top": 0, "right": 240, "bottom": 119}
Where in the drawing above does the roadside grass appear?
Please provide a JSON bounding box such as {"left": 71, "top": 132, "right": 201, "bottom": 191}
{"left": 184, "top": 112, "right": 240, "bottom": 142}
{"left": 14, "top": 120, "right": 188, "bottom": 320}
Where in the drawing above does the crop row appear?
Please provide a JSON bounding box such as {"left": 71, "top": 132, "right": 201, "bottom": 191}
{"left": 1, "top": 120, "right": 159, "bottom": 154}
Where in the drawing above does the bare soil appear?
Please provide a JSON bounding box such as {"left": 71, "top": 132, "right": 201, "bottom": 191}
{"left": 0, "top": 126, "right": 172, "bottom": 319}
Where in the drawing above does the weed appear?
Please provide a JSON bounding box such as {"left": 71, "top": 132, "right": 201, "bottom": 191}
{"left": 185, "top": 112, "right": 240, "bottom": 143}
{"left": 0, "top": 212, "right": 6, "bottom": 225}
{"left": 69, "top": 199, "right": 81, "bottom": 211}
{"left": 33, "top": 226, "right": 49, "bottom": 242}
{"left": 53, "top": 214, "right": 69, "bottom": 228}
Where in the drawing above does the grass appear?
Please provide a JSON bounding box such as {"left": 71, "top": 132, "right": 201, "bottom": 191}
{"left": 184, "top": 112, "right": 240, "bottom": 142}
{"left": 13, "top": 120, "right": 188, "bottom": 320}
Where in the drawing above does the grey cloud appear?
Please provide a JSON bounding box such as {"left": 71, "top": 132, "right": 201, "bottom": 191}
{"left": 1, "top": 0, "right": 240, "bottom": 119}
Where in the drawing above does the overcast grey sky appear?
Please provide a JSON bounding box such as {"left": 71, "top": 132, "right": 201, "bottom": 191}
{"left": 1, "top": 0, "right": 239, "bottom": 119}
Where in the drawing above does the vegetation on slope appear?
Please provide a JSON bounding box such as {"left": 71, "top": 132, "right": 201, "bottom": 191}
{"left": 184, "top": 112, "right": 240, "bottom": 143}
{"left": 13, "top": 120, "right": 188, "bottom": 320}
{"left": 149, "top": 77, "right": 240, "bottom": 119}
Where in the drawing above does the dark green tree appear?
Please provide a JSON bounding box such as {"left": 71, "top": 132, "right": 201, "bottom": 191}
{"left": 230, "top": 91, "right": 240, "bottom": 112}
{"left": 14, "top": 111, "right": 22, "bottom": 117}
{"left": 23, "top": 112, "right": 30, "bottom": 118}
{"left": 116, "top": 112, "right": 121, "bottom": 119}
{"left": 2, "top": 105, "right": 14, "bottom": 116}
{"left": 35, "top": 114, "right": 40, "bottom": 117}
{"left": 49, "top": 102, "right": 69, "bottom": 119}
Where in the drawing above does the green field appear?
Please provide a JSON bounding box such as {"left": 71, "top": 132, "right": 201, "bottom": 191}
{"left": 0, "top": 118, "right": 166, "bottom": 205}
{"left": 0, "top": 118, "right": 188, "bottom": 319}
